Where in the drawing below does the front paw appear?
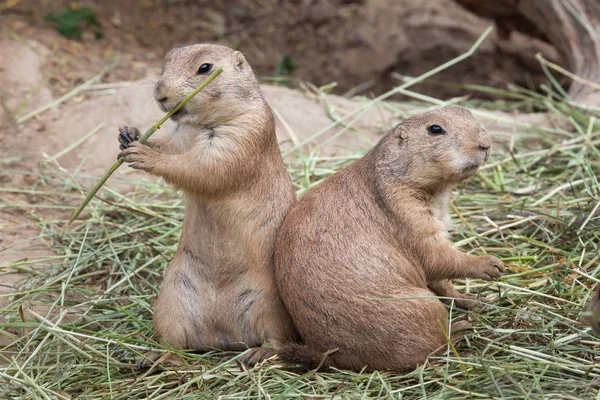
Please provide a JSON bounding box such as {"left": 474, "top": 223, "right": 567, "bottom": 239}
{"left": 469, "top": 255, "right": 504, "bottom": 281}
{"left": 452, "top": 292, "right": 479, "bottom": 310}
{"left": 118, "top": 125, "right": 141, "bottom": 151}
{"left": 118, "top": 141, "right": 157, "bottom": 172}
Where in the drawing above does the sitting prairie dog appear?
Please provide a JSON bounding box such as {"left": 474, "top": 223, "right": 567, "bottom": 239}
{"left": 118, "top": 44, "right": 296, "bottom": 366}
{"left": 274, "top": 106, "right": 504, "bottom": 371}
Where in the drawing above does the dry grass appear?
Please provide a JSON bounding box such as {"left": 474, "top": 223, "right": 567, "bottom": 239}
{"left": 2, "top": 33, "right": 600, "bottom": 399}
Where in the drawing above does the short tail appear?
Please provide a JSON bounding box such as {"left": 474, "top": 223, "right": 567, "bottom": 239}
{"left": 278, "top": 342, "right": 338, "bottom": 371}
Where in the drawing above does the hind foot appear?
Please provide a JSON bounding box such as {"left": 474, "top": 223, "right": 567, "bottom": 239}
{"left": 448, "top": 292, "right": 479, "bottom": 310}
{"left": 428, "top": 279, "right": 480, "bottom": 310}
{"left": 238, "top": 346, "right": 277, "bottom": 368}
{"left": 449, "top": 320, "right": 473, "bottom": 343}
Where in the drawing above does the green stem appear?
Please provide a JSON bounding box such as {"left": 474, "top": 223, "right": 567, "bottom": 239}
{"left": 66, "top": 66, "right": 224, "bottom": 228}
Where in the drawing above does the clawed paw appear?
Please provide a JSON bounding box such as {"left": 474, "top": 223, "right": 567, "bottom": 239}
{"left": 118, "top": 141, "right": 157, "bottom": 172}
{"left": 117, "top": 125, "right": 156, "bottom": 172}
{"left": 118, "top": 125, "right": 141, "bottom": 152}
{"left": 470, "top": 255, "right": 504, "bottom": 281}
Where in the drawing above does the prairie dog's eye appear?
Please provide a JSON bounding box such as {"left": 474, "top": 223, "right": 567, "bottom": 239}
{"left": 427, "top": 124, "right": 446, "bottom": 135}
{"left": 197, "top": 63, "right": 213, "bottom": 75}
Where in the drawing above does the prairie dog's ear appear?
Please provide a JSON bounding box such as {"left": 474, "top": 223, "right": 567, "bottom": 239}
{"left": 395, "top": 124, "right": 408, "bottom": 141}
{"left": 232, "top": 51, "right": 246, "bottom": 70}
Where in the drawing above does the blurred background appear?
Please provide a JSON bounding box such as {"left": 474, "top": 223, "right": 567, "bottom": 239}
{"left": 3, "top": 0, "right": 599, "bottom": 101}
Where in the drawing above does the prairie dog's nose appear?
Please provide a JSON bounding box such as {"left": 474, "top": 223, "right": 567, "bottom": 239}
{"left": 478, "top": 129, "right": 492, "bottom": 150}
{"left": 154, "top": 81, "right": 168, "bottom": 103}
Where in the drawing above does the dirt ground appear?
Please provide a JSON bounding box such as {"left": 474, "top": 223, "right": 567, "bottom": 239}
{"left": 3, "top": 0, "right": 559, "bottom": 98}
{"left": 0, "top": 0, "right": 563, "bottom": 344}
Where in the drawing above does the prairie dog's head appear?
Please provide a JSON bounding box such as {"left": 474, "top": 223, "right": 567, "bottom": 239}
{"left": 155, "top": 44, "right": 262, "bottom": 126}
{"left": 375, "top": 106, "right": 492, "bottom": 190}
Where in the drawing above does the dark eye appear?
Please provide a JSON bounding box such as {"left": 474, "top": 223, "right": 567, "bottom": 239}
{"left": 427, "top": 124, "right": 446, "bottom": 135}
{"left": 197, "top": 63, "right": 212, "bottom": 75}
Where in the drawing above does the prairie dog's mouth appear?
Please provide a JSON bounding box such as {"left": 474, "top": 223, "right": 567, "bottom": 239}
{"left": 170, "top": 107, "right": 186, "bottom": 121}
{"left": 482, "top": 149, "right": 490, "bottom": 162}
{"left": 461, "top": 161, "right": 481, "bottom": 174}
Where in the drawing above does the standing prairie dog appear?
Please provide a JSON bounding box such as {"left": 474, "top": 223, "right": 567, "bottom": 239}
{"left": 274, "top": 106, "right": 504, "bottom": 371}
{"left": 118, "top": 44, "right": 296, "bottom": 366}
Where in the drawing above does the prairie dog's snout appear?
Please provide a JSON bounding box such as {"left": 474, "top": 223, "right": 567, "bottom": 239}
{"left": 154, "top": 81, "right": 169, "bottom": 110}
{"left": 475, "top": 127, "right": 492, "bottom": 164}
{"left": 153, "top": 73, "right": 190, "bottom": 117}
{"left": 478, "top": 128, "right": 492, "bottom": 151}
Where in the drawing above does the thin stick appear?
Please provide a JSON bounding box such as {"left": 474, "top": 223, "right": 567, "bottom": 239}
{"left": 536, "top": 53, "right": 600, "bottom": 92}
{"left": 16, "top": 60, "right": 119, "bottom": 124}
{"left": 45, "top": 123, "right": 104, "bottom": 162}
{"left": 65, "top": 66, "right": 224, "bottom": 227}
{"left": 14, "top": 60, "right": 66, "bottom": 119}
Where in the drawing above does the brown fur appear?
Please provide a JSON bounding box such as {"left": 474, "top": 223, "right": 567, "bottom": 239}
{"left": 118, "top": 44, "right": 296, "bottom": 366}
{"left": 585, "top": 288, "right": 600, "bottom": 335}
{"left": 274, "top": 106, "right": 504, "bottom": 372}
